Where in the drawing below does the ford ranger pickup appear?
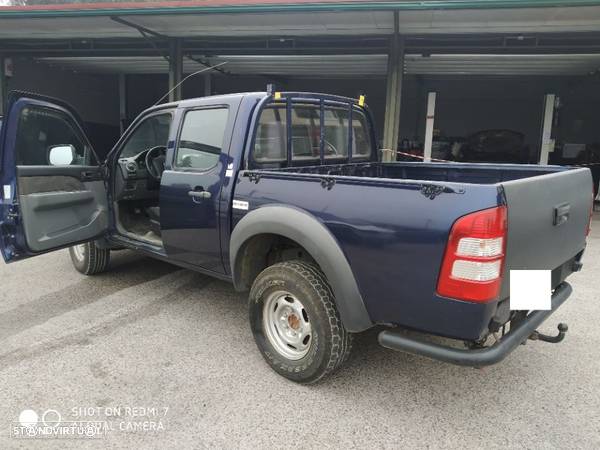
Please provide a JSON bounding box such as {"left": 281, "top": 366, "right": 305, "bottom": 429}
{"left": 0, "top": 91, "right": 592, "bottom": 383}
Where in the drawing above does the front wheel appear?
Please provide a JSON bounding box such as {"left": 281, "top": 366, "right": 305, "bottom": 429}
{"left": 69, "top": 242, "right": 110, "bottom": 275}
{"left": 249, "top": 260, "right": 352, "bottom": 384}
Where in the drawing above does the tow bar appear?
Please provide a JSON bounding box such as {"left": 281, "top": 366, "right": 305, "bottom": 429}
{"left": 378, "top": 282, "right": 572, "bottom": 367}
{"left": 529, "top": 323, "right": 569, "bottom": 343}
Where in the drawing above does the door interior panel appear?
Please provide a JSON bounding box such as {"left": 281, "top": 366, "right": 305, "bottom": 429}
{"left": 18, "top": 175, "right": 86, "bottom": 195}
{"left": 16, "top": 164, "right": 102, "bottom": 179}
{"left": 16, "top": 166, "right": 108, "bottom": 252}
{"left": 0, "top": 94, "right": 109, "bottom": 262}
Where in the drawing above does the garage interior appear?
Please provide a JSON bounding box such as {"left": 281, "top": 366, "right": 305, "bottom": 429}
{"left": 1, "top": 1, "right": 600, "bottom": 176}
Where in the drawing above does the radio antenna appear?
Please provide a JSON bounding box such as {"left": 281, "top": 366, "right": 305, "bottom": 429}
{"left": 154, "top": 61, "right": 228, "bottom": 106}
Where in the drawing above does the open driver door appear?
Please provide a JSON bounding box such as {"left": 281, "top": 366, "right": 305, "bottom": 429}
{"left": 0, "top": 92, "right": 109, "bottom": 263}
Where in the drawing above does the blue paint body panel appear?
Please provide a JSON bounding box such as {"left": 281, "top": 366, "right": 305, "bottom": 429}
{"left": 231, "top": 169, "right": 502, "bottom": 339}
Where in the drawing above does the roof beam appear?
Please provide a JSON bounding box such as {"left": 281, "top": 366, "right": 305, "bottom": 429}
{"left": 2, "top": 1, "right": 600, "bottom": 19}
{"left": 110, "top": 15, "right": 171, "bottom": 63}
{"left": 110, "top": 16, "right": 168, "bottom": 40}
{"left": 111, "top": 16, "right": 232, "bottom": 76}
{"left": 6, "top": 32, "right": 600, "bottom": 57}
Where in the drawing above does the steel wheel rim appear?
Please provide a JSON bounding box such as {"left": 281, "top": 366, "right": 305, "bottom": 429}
{"left": 72, "top": 244, "right": 86, "bottom": 261}
{"left": 262, "top": 290, "right": 312, "bottom": 360}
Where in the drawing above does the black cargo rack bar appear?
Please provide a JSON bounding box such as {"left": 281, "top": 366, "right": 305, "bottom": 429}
{"left": 378, "top": 282, "right": 572, "bottom": 367}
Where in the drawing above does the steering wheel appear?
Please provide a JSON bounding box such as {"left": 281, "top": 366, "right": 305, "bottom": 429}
{"left": 324, "top": 140, "right": 338, "bottom": 156}
{"left": 313, "top": 140, "right": 338, "bottom": 157}
{"left": 145, "top": 145, "right": 167, "bottom": 181}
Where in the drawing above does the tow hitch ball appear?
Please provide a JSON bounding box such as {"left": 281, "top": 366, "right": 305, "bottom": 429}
{"left": 529, "top": 323, "right": 569, "bottom": 344}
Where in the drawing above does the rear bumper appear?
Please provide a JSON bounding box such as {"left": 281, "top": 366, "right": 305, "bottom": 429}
{"left": 378, "top": 282, "right": 572, "bottom": 367}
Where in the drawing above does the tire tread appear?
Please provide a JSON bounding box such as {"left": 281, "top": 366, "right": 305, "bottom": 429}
{"left": 250, "top": 260, "right": 353, "bottom": 383}
{"left": 69, "top": 242, "right": 110, "bottom": 275}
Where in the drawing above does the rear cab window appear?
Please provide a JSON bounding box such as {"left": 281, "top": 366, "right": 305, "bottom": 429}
{"left": 252, "top": 100, "right": 373, "bottom": 168}
{"left": 175, "top": 108, "right": 229, "bottom": 171}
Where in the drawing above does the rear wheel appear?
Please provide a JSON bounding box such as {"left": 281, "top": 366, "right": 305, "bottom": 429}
{"left": 69, "top": 242, "right": 110, "bottom": 275}
{"left": 249, "top": 260, "right": 352, "bottom": 384}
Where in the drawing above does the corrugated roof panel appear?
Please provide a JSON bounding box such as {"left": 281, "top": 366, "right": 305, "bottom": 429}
{"left": 37, "top": 53, "right": 600, "bottom": 76}
{"left": 404, "top": 53, "right": 600, "bottom": 75}
{"left": 37, "top": 54, "right": 389, "bottom": 76}
{"left": 3, "top": 5, "right": 600, "bottom": 39}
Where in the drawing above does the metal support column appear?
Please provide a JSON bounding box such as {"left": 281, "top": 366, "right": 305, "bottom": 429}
{"left": 118, "top": 74, "right": 127, "bottom": 134}
{"left": 423, "top": 92, "right": 437, "bottom": 163}
{"left": 382, "top": 12, "right": 404, "bottom": 162}
{"left": 0, "top": 56, "right": 6, "bottom": 116}
{"left": 168, "top": 39, "right": 183, "bottom": 102}
{"left": 539, "top": 93, "right": 556, "bottom": 165}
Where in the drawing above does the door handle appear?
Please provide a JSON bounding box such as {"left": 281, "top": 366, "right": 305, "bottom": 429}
{"left": 80, "top": 171, "right": 97, "bottom": 181}
{"left": 188, "top": 189, "right": 211, "bottom": 200}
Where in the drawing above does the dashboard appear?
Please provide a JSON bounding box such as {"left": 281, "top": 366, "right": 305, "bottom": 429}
{"left": 114, "top": 150, "right": 159, "bottom": 201}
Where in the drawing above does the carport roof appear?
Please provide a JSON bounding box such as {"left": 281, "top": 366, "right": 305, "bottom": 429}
{"left": 1, "top": 1, "right": 600, "bottom": 18}
{"left": 5, "top": 0, "right": 600, "bottom": 78}
{"left": 2, "top": 1, "right": 600, "bottom": 40}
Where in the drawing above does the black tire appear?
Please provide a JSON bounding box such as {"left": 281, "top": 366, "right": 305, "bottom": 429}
{"left": 249, "top": 260, "right": 353, "bottom": 384}
{"left": 68, "top": 242, "right": 111, "bottom": 275}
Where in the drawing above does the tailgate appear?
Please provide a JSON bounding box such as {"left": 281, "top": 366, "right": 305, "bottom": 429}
{"left": 499, "top": 167, "right": 592, "bottom": 298}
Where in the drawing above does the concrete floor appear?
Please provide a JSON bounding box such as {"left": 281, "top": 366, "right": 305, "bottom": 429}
{"left": 1, "top": 218, "right": 600, "bottom": 449}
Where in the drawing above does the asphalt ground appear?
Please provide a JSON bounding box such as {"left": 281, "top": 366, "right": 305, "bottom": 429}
{"left": 0, "top": 216, "right": 599, "bottom": 449}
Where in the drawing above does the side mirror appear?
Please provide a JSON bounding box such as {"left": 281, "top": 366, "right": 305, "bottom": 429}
{"left": 48, "top": 144, "right": 75, "bottom": 165}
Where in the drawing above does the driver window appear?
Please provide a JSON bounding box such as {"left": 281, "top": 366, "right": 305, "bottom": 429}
{"left": 15, "top": 106, "right": 95, "bottom": 166}
{"left": 120, "top": 113, "right": 172, "bottom": 158}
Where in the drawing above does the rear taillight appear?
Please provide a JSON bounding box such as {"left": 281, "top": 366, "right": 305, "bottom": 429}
{"left": 437, "top": 206, "right": 507, "bottom": 303}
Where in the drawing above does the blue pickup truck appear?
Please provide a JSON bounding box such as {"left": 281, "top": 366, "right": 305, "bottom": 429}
{"left": 0, "top": 91, "right": 593, "bottom": 383}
